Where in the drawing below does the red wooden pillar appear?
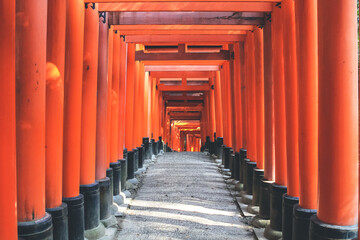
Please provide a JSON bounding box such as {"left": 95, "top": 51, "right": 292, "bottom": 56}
{"left": 272, "top": 6, "right": 287, "bottom": 187}
{"left": 125, "top": 43, "right": 135, "bottom": 151}
{"left": 0, "top": 1, "right": 17, "bottom": 238}
{"left": 251, "top": 27, "right": 265, "bottom": 207}
{"left": 143, "top": 72, "right": 150, "bottom": 138}
{"left": 239, "top": 42, "right": 247, "bottom": 148}
{"left": 310, "top": 0, "right": 358, "bottom": 238}
{"left": 135, "top": 62, "right": 145, "bottom": 145}
{"left": 118, "top": 37, "right": 127, "bottom": 159}
{"left": 81, "top": 3, "right": 98, "bottom": 186}
{"left": 265, "top": 5, "right": 288, "bottom": 236}
{"left": 233, "top": 43, "right": 243, "bottom": 150}
{"left": 46, "top": 0, "right": 67, "bottom": 220}
{"left": 62, "top": 0, "right": 85, "bottom": 238}
{"left": 45, "top": 64, "right": 64, "bottom": 208}
{"left": 96, "top": 12, "right": 109, "bottom": 180}
{"left": 282, "top": 0, "right": 300, "bottom": 237}
{"left": 209, "top": 77, "right": 216, "bottom": 141}
{"left": 220, "top": 64, "right": 229, "bottom": 146}
{"left": 224, "top": 61, "right": 234, "bottom": 148}
{"left": 111, "top": 31, "right": 120, "bottom": 163}
{"left": 63, "top": 0, "right": 85, "bottom": 197}
{"left": 228, "top": 44, "right": 237, "bottom": 149}
{"left": 293, "top": 0, "right": 318, "bottom": 238}
{"left": 263, "top": 18, "right": 275, "bottom": 182}
{"left": 80, "top": 3, "right": 102, "bottom": 234}
{"left": 214, "top": 71, "right": 224, "bottom": 138}
{"left": 200, "top": 110, "right": 206, "bottom": 145}
{"left": 245, "top": 32, "right": 257, "bottom": 163}
{"left": 106, "top": 28, "right": 113, "bottom": 167}
{"left": 96, "top": 12, "right": 113, "bottom": 222}
{"left": 16, "top": 0, "right": 53, "bottom": 237}
{"left": 132, "top": 46, "right": 142, "bottom": 147}
{"left": 254, "top": 28, "right": 264, "bottom": 170}
{"left": 204, "top": 92, "right": 211, "bottom": 141}
{"left": 259, "top": 15, "right": 275, "bottom": 221}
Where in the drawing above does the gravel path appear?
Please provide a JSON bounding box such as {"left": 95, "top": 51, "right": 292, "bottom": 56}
{"left": 117, "top": 152, "right": 253, "bottom": 240}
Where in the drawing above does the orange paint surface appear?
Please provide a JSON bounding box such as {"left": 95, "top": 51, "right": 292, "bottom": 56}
{"left": 111, "top": 31, "right": 120, "bottom": 163}
{"left": 46, "top": 0, "right": 67, "bottom": 208}
{"left": 272, "top": 6, "right": 287, "bottom": 186}
{"left": 45, "top": 63, "right": 64, "bottom": 208}
{"left": 0, "top": 0, "right": 17, "bottom": 236}
{"left": 63, "top": 0, "right": 85, "bottom": 197}
{"left": 125, "top": 43, "right": 136, "bottom": 150}
{"left": 283, "top": 0, "right": 299, "bottom": 198}
{"left": 96, "top": 14, "right": 109, "bottom": 180}
{"left": 254, "top": 28, "right": 264, "bottom": 169}
{"left": 317, "top": 0, "right": 358, "bottom": 226}
{"left": 81, "top": 4, "right": 99, "bottom": 185}
{"left": 16, "top": 0, "right": 47, "bottom": 220}
{"left": 117, "top": 38, "right": 127, "bottom": 159}
{"left": 263, "top": 19, "right": 275, "bottom": 181}
{"left": 295, "top": 0, "right": 318, "bottom": 211}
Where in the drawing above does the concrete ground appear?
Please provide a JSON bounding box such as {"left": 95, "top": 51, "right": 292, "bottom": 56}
{"left": 116, "top": 152, "right": 254, "bottom": 240}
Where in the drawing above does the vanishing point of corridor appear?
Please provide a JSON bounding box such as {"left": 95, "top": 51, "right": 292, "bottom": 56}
{"left": 117, "top": 152, "right": 252, "bottom": 240}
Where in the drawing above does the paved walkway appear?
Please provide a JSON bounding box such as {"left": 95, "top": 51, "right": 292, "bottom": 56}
{"left": 117, "top": 152, "right": 253, "bottom": 240}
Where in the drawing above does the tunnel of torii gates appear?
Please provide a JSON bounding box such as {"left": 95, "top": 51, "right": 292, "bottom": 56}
{"left": 0, "top": 0, "right": 359, "bottom": 240}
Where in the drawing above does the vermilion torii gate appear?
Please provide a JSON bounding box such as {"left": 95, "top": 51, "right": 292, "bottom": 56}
{"left": 0, "top": 0, "right": 358, "bottom": 240}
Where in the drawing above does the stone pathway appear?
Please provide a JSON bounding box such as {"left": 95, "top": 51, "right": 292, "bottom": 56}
{"left": 117, "top": 152, "right": 253, "bottom": 240}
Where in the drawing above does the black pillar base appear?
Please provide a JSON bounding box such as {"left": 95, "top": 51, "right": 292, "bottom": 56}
{"left": 149, "top": 142, "right": 153, "bottom": 157}
{"left": 252, "top": 168, "right": 264, "bottom": 205}
{"left": 282, "top": 194, "right": 299, "bottom": 240}
{"left": 234, "top": 152, "right": 240, "bottom": 181}
{"left": 106, "top": 168, "right": 114, "bottom": 205}
{"left": 127, "top": 151, "right": 135, "bottom": 180}
{"left": 216, "top": 138, "right": 224, "bottom": 158}
{"left": 310, "top": 215, "right": 357, "bottom": 240}
{"left": 142, "top": 137, "right": 150, "bottom": 159}
{"left": 119, "top": 159, "right": 127, "bottom": 191}
{"left": 245, "top": 160, "right": 257, "bottom": 195}
{"left": 293, "top": 204, "right": 317, "bottom": 240}
{"left": 46, "top": 203, "right": 68, "bottom": 240}
{"left": 123, "top": 148, "right": 128, "bottom": 160}
{"left": 270, "top": 184, "right": 287, "bottom": 231}
{"left": 134, "top": 148, "right": 139, "bottom": 172}
{"left": 138, "top": 146, "right": 144, "bottom": 168}
{"left": 230, "top": 152, "right": 235, "bottom": 178}
{"left": 97, "top": 177, "right": 111, "bottom": 221}
{"left": 110, "top": 161, "right": 121, "bottom": 196}
{"left": 18, "top": 212, "right": 53, "bottom": 240}
{"left": 158, "top": 136, "right": 163, "bottom": 152}
{"left": 239, "top": 148, "right": 247, "bottom": 184}
{"left": 259, "top": 179, "right": 273, "bottom": 219}
{"left": 62, "top": 194, "right": 85, "bottom": 240}
{"left": 242, "top": 158, "right": 250, "bottom": 192}
{"left": 152, "top": 140, "right": 158, "bottom": 155}
{"left": 80, "top": 182, "right": 100, "bottom": 231}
